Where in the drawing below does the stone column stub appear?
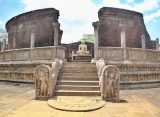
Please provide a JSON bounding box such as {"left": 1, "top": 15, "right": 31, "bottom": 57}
{"left": 156, "top": 38, "right": 159, "bottom": 50}
{"left": 92, "top": 21, "right": 99, "bottom": 60}
{"left": 2, "top": 39, "right": 6, "bottom": 52}
{"left": 119, "top": 24, "right": 127, "bottom": 48}
{"left": 92, "top": 21, "right": 99, "bottom": 30}
{"left": 30, "top": 25, "right": 36, "bottom": 49}
{"left": 53, "top": 22, "right": 60, "bottom": 47}
{"left": 141, "top": 34, "right": 146, "bottom": 49}
{"left": 53, "top": 22, "right": 60, "bottom": 59}
{"left": 119, "top": 24, "right": 127, "bottom": 60}
{"left": 13, "top": 31, "right": 17, "bottom": 49}
{"left": 156, "top": 38, "right": 160, "bottom": 61}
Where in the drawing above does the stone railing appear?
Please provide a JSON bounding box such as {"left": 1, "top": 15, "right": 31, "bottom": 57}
{"left": 99, "top": 47, "right": 123, "bottom": 61}
{"left": 98, "top": 47, "right": 160, "bottom": 62}
{"left": 0, "top": 46, "right": 66, "bottom": 61}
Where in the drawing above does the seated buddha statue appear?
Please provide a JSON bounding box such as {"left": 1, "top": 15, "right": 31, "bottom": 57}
{"left": 76, "top": 40, "right": 89, "bottom": 54}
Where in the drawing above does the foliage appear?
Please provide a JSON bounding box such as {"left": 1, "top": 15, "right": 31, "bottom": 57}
{"left": 0, "top": 28, "right": 8, "bottom": 41}
{"left": 78, "top": 34, "right": 94, "bottom": 43}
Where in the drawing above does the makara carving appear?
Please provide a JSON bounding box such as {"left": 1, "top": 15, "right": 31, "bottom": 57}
{"left": 96, "top": 58, "right": 105, "bottom": 77}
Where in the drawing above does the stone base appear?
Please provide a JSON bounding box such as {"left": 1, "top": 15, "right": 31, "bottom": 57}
{"left": 48, "top": 96, "right": 105, "bottom": 112}
{"left": 72, "top": 54, "right": 92, "bottom": 61}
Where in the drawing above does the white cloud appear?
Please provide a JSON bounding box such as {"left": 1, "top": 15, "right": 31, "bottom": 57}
{"left": 144, "top": 10, "right": 160, "bottom": 23}
{"left": 21, "top": 0, "right": 98, "bottom": 43}
{"left": 22, "top": 0, "right": 98, "bottom": 22}
{"left": 100, "top": 0, "right": 160, "bottom": 13}
{"left": 153, "top": 19, "right": 157, "bottom": 23}
{"left": 132, "top": 0, "right": 159, "bottom": 13}
{"left": 0, "top": 20, "right": 3, "bottom": 24}
{"left": 60, "top": 21, "right": 94, "bottom": 43}
{"left": 126, "top": 0, "right": 134, "bottom": 3}
{"left": 21, "top": 0, "right": 160, "bottom": 43}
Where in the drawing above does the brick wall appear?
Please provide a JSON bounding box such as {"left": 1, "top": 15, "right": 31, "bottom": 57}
{"left": 98, "top": 7, "right": 153, "bottom": 49}
{"left": 6, "top": 8, "right": 61, "bottom": 49}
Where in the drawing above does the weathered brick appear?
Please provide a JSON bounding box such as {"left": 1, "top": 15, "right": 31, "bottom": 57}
{"left": 6, "top": 8, "right": 62, "bottom": 49}
{"left": 98, "top": 7, "right": 154, "bottom": 49}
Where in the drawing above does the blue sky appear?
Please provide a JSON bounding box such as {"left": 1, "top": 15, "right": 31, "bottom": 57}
{"left": 0, "top": 0, "right": 160, "bottom": 43}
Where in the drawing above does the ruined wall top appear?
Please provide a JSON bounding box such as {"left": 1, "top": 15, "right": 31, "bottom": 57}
{"left": 6, "top": 8, "right": 61, "bottom": 49}
{"left": 98, "top": 7, "right": 143, "bottom": 20}
{"left": 97, "top": 7, "right": 153, "bottom": 49}
{"left": 6, "top": 8, "right": 59, "bottom": 32}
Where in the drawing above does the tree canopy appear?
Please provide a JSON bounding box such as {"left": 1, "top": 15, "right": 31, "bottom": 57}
{"left": 78, "top": 34, "right": 94, "bottom": 43}
{"left": 0, "top": 28, "right": 8, "bottom": 41}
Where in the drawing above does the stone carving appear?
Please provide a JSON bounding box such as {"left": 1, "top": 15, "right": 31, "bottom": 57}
{"left": 99, "top": 48, "right": 123, "bottom": 61}
{"left": 33, "top": 48, "right": 52, "bottom": 60}
{"left": 51, "top": 59, "right": 63, "bottom": 92}
{"left": 0, "top": 46, "right": 65, "bottom": 61}
{"left": 146, "top": 50, "right": 158, "bottom": 62}
{"left": 127, "top": 49, "right": 143, "bottom": 61}
{"left": 71, "top": 41, "right": 92, "bottom": 60}
{"left": 100, "top": 65, "right": 120, "bottom": 102}
{"left": 34, "top": 65, "right": 52, "bottom": 99}
{"left": 96, "top": 58, "right": 105, "bottom": 77}
{"left": 48, "top": 96, "right": 105, "bottom": 111}
{"left": 76, "top": 40, "right": 89, "bottom": 54}
{"left": 34, "top": 59, "right": 62, "bottom": 99}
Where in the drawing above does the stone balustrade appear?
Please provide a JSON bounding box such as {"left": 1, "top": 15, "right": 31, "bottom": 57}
{"left": 0, "top": 46, "right": 66, "bottom": 61}
{"left": 98, "top": 47, "right": 160, "bottom": 62}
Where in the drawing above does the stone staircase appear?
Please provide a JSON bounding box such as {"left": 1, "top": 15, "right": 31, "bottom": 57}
{"left": 54, "top": 62, "right": 101, "bottom": 96}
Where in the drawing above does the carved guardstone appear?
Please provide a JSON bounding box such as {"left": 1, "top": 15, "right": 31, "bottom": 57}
{"left": 100, "top": 65, "right": 120, "bottom": 102}
{"left": 34, "top": 64, "right": 53, "bottom": 99}
{"left": 33, "top": 59, "right": 62, "bottom": 99}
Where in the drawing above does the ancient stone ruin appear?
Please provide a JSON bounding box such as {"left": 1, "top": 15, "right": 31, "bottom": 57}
{"left": 0, "top": 7, "right": 160, "bottom": 111}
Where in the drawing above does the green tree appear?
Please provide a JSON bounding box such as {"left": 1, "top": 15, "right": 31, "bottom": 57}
{"left": 0, "top": 28, "right": 8, "bottom": 51}
{"left": 0, "top": 28, "right": 8, "bottom": 40}
{"left": 78, "top": 34, "right": 94, "bottom": 43}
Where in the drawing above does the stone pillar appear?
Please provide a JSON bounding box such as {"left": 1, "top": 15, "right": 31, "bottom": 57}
{"left": 13, "top": 32, "right": 17, "bottom": 49}
{"left": 30, "top": 25, "right": 36, "bottom": 49}
{"left": 53, "top": 22, "right": 60, "bottom": 58}
{"left": 2, "top": 39, "right": 6, "bottom": 52}
{"left": 119, "top": 24, "right": 127, "bottom": 60}
{"left": 156, "top": 38, "right": 160, "bottom": 61}
{"left": 92, "top": 21, "right": 99, "bottom": 59}
{"left": 141, "top": 34, "right": 146, "bottom": 61}
{"left": 141, "top": 34, "right": 145, "bottom": 49}
{"left": 0, "top": 41, "right": 2, "bottom": 51}
{"left": 156, "top": 38, "right": 159, "bottom": 50}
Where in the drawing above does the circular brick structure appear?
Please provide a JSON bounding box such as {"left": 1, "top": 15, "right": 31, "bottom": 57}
{"left": 98, "top": 7, "right": 153, "bottom": 49}
{"left": 6, "top": 8, "right": 61, "bottom": 49}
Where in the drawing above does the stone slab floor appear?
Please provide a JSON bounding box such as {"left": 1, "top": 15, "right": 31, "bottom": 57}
{"left": 0, "top": 82, "right": 160, "bottom": 117}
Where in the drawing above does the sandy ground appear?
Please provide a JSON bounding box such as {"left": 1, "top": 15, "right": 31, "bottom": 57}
{"left": 0, "top": 82, "right": 160, "bottom": 117}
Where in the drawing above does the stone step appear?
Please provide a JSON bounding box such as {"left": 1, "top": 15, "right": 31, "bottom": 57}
{"left": 56, "top": 85, "right": 100, "bottom": 91}
{"left": 54, "top": 90, "right": 101, "bottom": 96}
{"left": 69, "top": 60, "right": 91, "bottom": 62}
{"left": 57, "top": 80, "right": 99, "bottom": 86}
{"left": 60, "top": 69, "right": 97, "bottom": 73}
{"left": 59, "top": 73, "right": 98, "bottom": 78}
{"left": 63, "top": 62, "right": 96, "bottom": 69}
{"left": 58, "top": 77, "right": 99, "bottom": 81}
